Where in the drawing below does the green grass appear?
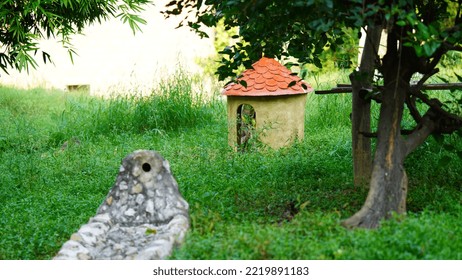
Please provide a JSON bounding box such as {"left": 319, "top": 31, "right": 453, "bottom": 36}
{"left": 0, "top": 71, "right": 461, "bottom": 260}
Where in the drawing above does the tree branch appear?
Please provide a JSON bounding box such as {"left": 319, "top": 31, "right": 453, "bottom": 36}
{"left": 410, "top": 89, "right": 462, "bottom": 123}
{"left": 409, "top": 88, "right": 462, "bottom": 138}
{"left": 360, "top": 129, "right": 414, "bottom": 138}
{"left": 404, "top": 113, "right": 436, "bottom": 157}
{"left": 448, "top": 44, "right": 462, "bottom": 52}
{"left": 415, "top": 68, "right": 439, "bottom": 89}
{"left": 456, "top": 0, "right": 462, "bottom": 25}
{"left": 405, "top": 95, "right": 422, "bottom": 124}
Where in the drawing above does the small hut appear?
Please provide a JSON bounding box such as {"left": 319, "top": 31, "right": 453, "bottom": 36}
{"left": 222, "top": 57, "right": 313, "bottom": 150}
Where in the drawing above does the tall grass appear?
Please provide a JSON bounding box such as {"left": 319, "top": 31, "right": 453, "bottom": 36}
{"left": 0, "top": 70, "right": 461, "bottom": 260}
{"left": 48, "top": 72, "right": 221, "bottom": 147}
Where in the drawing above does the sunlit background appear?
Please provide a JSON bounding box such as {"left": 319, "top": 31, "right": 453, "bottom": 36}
{"left": 1, "top": 2, "right": 214, "bottom": 95}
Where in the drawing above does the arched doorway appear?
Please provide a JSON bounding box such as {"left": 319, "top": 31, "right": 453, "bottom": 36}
{"left": 236, "top": 104, "right": 256, "bottom": 151}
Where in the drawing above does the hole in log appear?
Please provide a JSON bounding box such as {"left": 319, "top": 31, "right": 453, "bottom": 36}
{"left": 142, "top": 163, "right": 151, "bottom": 172}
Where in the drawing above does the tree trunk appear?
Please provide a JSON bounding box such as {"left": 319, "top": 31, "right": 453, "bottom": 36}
{"left": 343, "top": 32, "right": 417, "bottom": 229}
{"left": 341, "top": 16, "right": 459, "bottom": 229}
{"left": 343, "top": 75, "right": 409, "bottom": 228}
{"left": 351, "top": 26, "right": 382, "bottom": 187}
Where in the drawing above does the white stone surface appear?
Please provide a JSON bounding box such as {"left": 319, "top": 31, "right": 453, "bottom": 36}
{"left": 54, "top": 150, "right": 189, "bottom": 260}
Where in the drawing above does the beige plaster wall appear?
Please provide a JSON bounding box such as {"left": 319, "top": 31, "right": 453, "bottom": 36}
{"left": 226, "top": 94, "right": 307, "bottom": 150}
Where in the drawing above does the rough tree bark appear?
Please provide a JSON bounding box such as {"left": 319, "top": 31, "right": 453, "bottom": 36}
{"left": 351, "top": 26, "right": 382, "bottom": 187}
{"left": 342, "top": 31, "right": 438, "bottom": 229}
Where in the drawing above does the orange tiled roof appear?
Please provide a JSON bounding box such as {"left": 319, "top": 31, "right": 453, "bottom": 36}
{"left": 222, "top": 57, "right": 313, "bottom": 96}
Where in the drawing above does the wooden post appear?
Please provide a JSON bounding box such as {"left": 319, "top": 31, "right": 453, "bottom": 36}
{"left": 351, "top": 26, "right": 382, "bottom": 187}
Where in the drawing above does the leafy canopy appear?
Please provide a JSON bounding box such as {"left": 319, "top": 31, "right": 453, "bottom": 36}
{"left": 0, "top": 0, "right": 151, "bottom": 73}
{"left": 164, "top": 0, "right": 462, "bottom": 81}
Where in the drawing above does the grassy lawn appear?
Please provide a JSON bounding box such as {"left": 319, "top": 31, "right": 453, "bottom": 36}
{"left": 0, "top": 71, "right": 461, "bottom": 259}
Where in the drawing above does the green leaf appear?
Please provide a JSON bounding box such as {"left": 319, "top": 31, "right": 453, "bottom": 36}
{"left": 414, "top": 45, "right": 424, "bottom": 57}
{"left": 67, "top": 48, "right": 77, "bottom": 64}
{"left": 165, "top": 0, "right": 177, "bottom": 7}
{"left": 385, "top": 13, "right": 391, "bottom": 21}
{"left": 422, "top": 41, "right": 440, "bottom": 57}
{"left": 145, "top": 228, "right": 157, "bottom": 235}
{"left": 42, "top": 51, "right": 52, "bottom": 64}
{"left": 423, "top": 43, "right": 433, "bottom": 57}
{"left": 326, "top": 0, "right": 333, "bottom": 9}
{"left": 455, "top": 72, "right": 462, "bottom": 82}
{"left": 438, "top": 76, "right": 449, "bottom": 83}
{"left": 403, "top": 42, "right": 413, "bottom": 47}
{"left": 313, "top": 57, "right": 322, "bottom": 68}
{"left": 417, "top": 22, "right": 430, "bottom": 40}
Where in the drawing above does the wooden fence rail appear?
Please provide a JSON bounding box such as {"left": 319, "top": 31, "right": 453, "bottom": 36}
{"left": 315, "top": 83, "right": 462, "bottom": 95}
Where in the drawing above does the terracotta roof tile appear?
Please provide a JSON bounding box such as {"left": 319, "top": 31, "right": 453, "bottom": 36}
{"left": 222, "top": 57, "right": 313, "bottom": 96}
{"left": 277, "top": 82, "right": 286, "bottom": 89}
